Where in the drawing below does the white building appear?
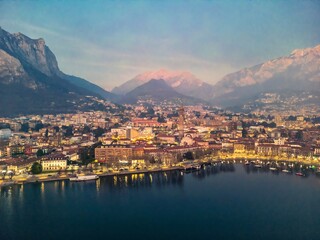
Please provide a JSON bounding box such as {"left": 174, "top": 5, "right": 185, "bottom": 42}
{"left": 41, "top": 155, "right": 67, "bottom": 171}
{"left": 0, "top": 129, "right": 12, "bottom": 139}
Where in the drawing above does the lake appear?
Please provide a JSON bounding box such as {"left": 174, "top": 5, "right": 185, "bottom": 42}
{"left": 1, "top": 164, "right": 320, "bottom": 240}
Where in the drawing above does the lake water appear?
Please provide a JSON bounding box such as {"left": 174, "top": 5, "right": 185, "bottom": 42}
{"left": 1, "top": 164, "right": 320, "bottom": 240}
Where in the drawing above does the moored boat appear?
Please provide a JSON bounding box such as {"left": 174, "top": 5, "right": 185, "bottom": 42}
{"left": 295, "top": 172, "right": 305, "bottom": 177}
{"left": 270, "top": 167, "right": 278, "bottom": 171}
{"left": 69, "top": 174, "right": 99, "bottom": 182}
{"left": 282, "top": 169, "right": 290, "bottom": 173}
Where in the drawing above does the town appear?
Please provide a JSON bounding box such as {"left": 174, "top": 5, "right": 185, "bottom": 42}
{"left": 1, "top": 98, "right": 320, "bottom": 186}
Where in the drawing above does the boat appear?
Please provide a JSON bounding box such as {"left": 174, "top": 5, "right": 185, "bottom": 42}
{"left": 244, "top": 161, "right": 250, "bottom": 165}
{"left": 269, "top": 167, "right": 278, "bottom": 171}
{"left": 184, "top": 164, "right": 201, "bottom": 172}
{"left": 254, "top": 164, "right": 262, "bottom": 168}
{"left": 282, "top": 169, "right": 290, "bottom": 173}
{"left": 295, "top": 172, "right": 305, "bottom": 177}
{"left": 193, "top": 164, "right": 201, "bottom": 170}
{"left": 69, "top": 174, "right": 99, "bottom": 182}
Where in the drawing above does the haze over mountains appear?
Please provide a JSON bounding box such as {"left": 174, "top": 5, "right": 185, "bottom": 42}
{"left": 0, "top": 27, "right": 115, "bottom": 116}
{"left": 114, "top": 44, "right": 320, "bottom": 107}
{"left": 120, "top": 79, "right": 203, "bottom": 104}
{"left": 1, "top": 27, "right": 320, "bottom": 115}
{"left": 112, "top": 69, "right": 214, "bottom": 101}
{"left": 212, "top": 44, "right": 320, "bottom": 106}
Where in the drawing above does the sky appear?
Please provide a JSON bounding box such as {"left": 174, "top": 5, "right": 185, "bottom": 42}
{"left": 1, "top": 0, "right": 320, "bottom": 90}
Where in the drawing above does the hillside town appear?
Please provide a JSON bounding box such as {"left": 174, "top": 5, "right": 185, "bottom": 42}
{"left": 1, "top": 100, "right": 320, "bottom": 184}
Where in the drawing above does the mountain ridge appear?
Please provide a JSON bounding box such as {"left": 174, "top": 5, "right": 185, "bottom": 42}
{"left": 120, "top": 79, "right": 204, "bottom": 104}
{"left": 112, "top": 69, "right": 214, "bottom": 101}
{"left": 211, "top": 44, "right": 320, "bottom": 106}
{"left": 0, "top": 27, "right": 113, "bottom": 116}
{"left": 0, "top": 27, "right": 116, "bottom": 101}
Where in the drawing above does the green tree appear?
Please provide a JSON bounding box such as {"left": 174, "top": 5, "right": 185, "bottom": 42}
{"left": 80, "top": 148, "right": 94, "bottom": 166}
{"left": 36, "top": 149, "right": 44, "bottom": 157}
{"left": 82, "top": 125, "right": 91, "bottom": 134}
{"left": 242, "top": 128, "right": 248, "bottom": 138}
{"left": 147, "top": 107, "right": 155, "bottom": 116}
{"left": 21, "top": 123, "right": 29, "bottom": 132}
{"left": 53, "top": 126, "right": 60, "bottom": 133}
{"left": 33, "top": 123, "right": 44, "bottom": 131}
{"left": 183, "top": 151, "right": 194, "bottom": 160}
{"left": 93, "top": 127, "right": 105, "bottom": 138}
{"left": 45, "top": 129, "right": 49, "bottom": 138}
{"left": 31, "top": 162, "right": 42, "bottom": 174}
{"left": 295, "top": 130, "right": 303, "bottom": 140}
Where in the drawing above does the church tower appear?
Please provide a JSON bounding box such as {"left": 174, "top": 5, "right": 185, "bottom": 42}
{"left": 178, "top": 106, "right": 185, "bottom": 140}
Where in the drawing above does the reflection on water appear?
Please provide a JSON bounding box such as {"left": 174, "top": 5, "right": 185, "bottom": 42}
{"left": 101, "top": 171, "right": 184, "bottom": 190}
{"left": 2, "top": 162, "right": 317, "bottom": 201}
{"left": 2, "top": 164, "right": 320, "bottom": 240}
{"left": 188, "top": 162, "right": 235, "bottom": 180}
{"left": 0, "top": 164, "right": 237, "bottom": 199}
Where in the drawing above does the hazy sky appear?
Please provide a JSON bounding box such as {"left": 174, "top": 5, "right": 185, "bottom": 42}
{"left": 1, "top": 0, "right": 320, "bottom": 90}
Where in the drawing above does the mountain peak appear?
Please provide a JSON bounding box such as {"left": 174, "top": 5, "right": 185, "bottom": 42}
{"left": 290, "top": 44, "right": 320, "bottom": 57}
{"left": 0, "top": 28, "right": 115, "bottom": 115}
{"left": 212, "top": 43, "right": 320, "bottom": 106}
{"left": 112, "top": 68, "right": 213, "bottom": 100}
{"left": 121, "top": 78, "right": 201, "bottom": 104}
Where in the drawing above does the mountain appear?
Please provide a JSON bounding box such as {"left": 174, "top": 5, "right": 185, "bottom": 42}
{"left": 112, "top": 69, "right": 214, "bottom": 101}
{"left": 120, "top": 79, "right": 202, "bottom": 104}
{"left": 61, "top": 74, "right": 118, "bottom": 101}
{"left": 0, "top": 27, "right": 114, "bottom": 115}
{"left": 212, "top": 44, "right": 320, "bottom": 107}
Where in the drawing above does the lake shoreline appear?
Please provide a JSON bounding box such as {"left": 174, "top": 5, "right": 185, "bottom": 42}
{"left": 1, "top": 156, "right": 319, "bottom": 188}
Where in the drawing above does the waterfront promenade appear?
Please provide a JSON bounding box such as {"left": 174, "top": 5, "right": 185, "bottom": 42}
{"left": 1, "top": 153, "right": 319, "bottom": 187}
{"left": 0, "top": 165, "right": 184, "bottom": 187}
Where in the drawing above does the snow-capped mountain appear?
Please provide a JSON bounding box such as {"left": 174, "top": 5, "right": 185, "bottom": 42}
{"left": 112, "top": 69, "right": 214, "bottom": 101}
{"left": 212, "top": 44, "right": 320, "bottom": 106}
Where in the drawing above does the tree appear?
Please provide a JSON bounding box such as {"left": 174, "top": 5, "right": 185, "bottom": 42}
{"left": 82, "top": 125, "right": 91, "bottom": 134}
{"left": 21, "top": 123, "right": 29, "bottom": 132}
{"left": 79, "top": 145, "right": 98, "bottom": 166}
{"left": 45, "top": 129, "right": 49, "bottom": 138}
{"left": 242, "top": 128, "right": 248, "bottom": 138}
{"left": 31, "top": 162, "right": 42, "bottom": 174}
{"left": 33, "top": 123, "right": 44, "bottom": 131}
{"left": 2, "top": 171, "right": 6, "bottom": 180}
{"left": 147, "top": 107, "right": 155, "bottom": 116}
{"left": 93, "top": 127, "right": 105, "bottom": 138}
{"left": 53, "top": 126, "right": 60, "bottom": 133}
{"left": 8, "top": 171, "right": 14, "bottom": 180}
{"left": 64, "top": 126, "right": 73, "bottom": 137}
{"left": 36, "top": 149, "right": 45, "bottom": 157}
{"left": 157, "top": 114, "right": 166, "bottom": 123}
{"left": 183, "top": 151, "right": 194, "bottom": 160}
{"left": 295, "top": 130, "right": 303, "bottom": 140}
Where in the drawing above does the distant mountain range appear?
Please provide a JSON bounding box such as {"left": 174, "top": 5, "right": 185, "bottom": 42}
{"left": 114, "top": 44, "right": 320, "bottom": 108}
{"left": 1, "top": 27, "right": 320, "bottom": 114}
{"left": 211, "top": 44, "right": 320, "bottom": 107}
{"left": 112, "top": 69, "right": 214, "bottom": 101}
{"left": 120, "top": 79, "right": 203, "bottom": 104}
{"left": 0, "top": 27, "right": 116, "bottom": 116}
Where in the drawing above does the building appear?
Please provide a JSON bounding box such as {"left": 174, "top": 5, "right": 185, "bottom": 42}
{"left": 178, "top": 107, "right": 185, "bottom": 139}
{"left": 0, "top": 129, "right": 12, "bottom": 139}
{"left": 41, "top": 154, "right": 67, "bottom": 171}
{"left": 6, "top": 145, "right": 24, "bottom": 156}
{"left": 6, "top": 158, "right": 37, "bottom": 174}
{"left": 95, "top": 145, "right": 133, "bottom": 163}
